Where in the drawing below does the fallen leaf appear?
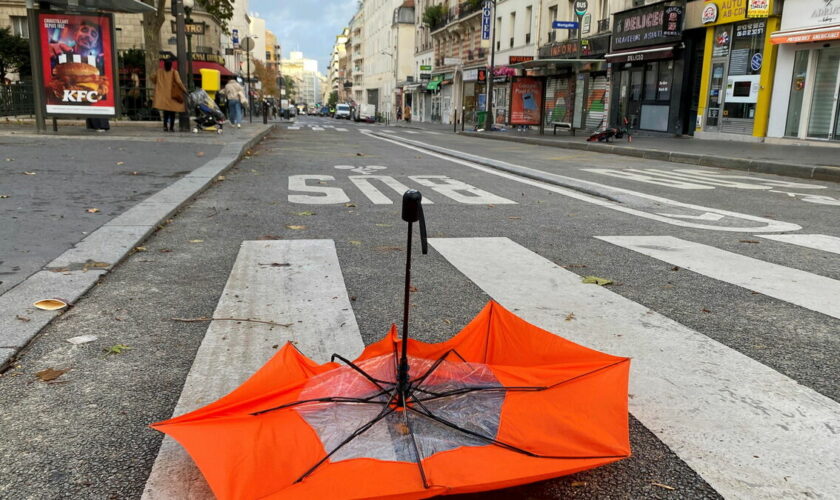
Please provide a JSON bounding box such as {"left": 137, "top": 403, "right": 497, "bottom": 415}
{"left": 349, "top": 240, "right": 362, "bottom": 246}
{"left": 86, "top": 208, "right": 100, "bottom": 213}
{"left": 409, "top": 286, "right": 418, "bottom": 292}
{"left": 188, "top": 239, "right": 204, "bottom": 243}
{"left": 66, "top": 334, "right": 98, "bottom": 345}
{"left": 36, "top": 368, "right": 68, "bottom": 382}
{"left": 104, "top": 344, "right": 131, "bottom": 355}
{"left": 0, "top": 195, "right": 9, "bottom": 199}
{"left": 375, "top": 223, "right": 392, "bottom": 227}
{"left": 259, "top": 262, "right": 291, "bottom": 267}
{"left": 5, "top": 157, "right": 14, "bottom": 161}
{"left": 159, "top": 248, "right": 173, "bottom": 253}
{"left": 33, "top": 299, "right": 68, "bottom": 311}
{"left": 116, "top": 161, "right": 125, "bottom": 166}
{"left": 652, "top": 482, "right": 675, "bottom": 491}
{"left": 582, "top": 276, "right": 613, "bottom": 286}
{"left": 131, "top": 171, "right": 139, "bottom": 176}
{"left": 487, "top": 204, "right": 495, "bottom": 208}
{"left": 216, "top": 175, "right": 226, "bottom": 181}
{"left": 134, "top": 246, "right": 147, "bottom": 252}
{"left": 196, "top": 151, "right": 205, "bottom": 157}
{"left": 286, "top": 225, "right": 306, "bottom": 230}
{"left": 257, "top": 235, "right": 282, "bottom": 240}
{"left": 701, "top": 308, "right": 712, "bottom": 313}
{"left": 15, "top": 315, "right": 31, "bottom": 322}
{"left": 344, "top": 202, "right": 357, "bottom": 208}
{"left": 571, "top": 481, "right": 588, "bottom": 487}
{"left": 565, "top": 313, "right": 575, "bottom": 321}
{"left": 82, "top": 261, "right": 110, "bottom": 271}
{"left": 507, "top": 216, "right": 522, "bottom": 220}
{"left": 561, "top": 264, "right": 588, "bottom": 269}
{"left": 671, "top": 266, "right": 680, "bottom": 271}
{"left": 23, "top": 171, "right": 36, "bottom": 175}
{"left": 356, "top": 152, "right": 364, "bottom": 156}
{"left": 296, "top": 211, "right": 316, "bottom": 216}
{"left": 739, "top": 240, "right": 759, "bottom": 244}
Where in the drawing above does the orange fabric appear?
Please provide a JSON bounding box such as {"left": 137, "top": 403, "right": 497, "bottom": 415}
{"left": 153, "top": 301, "right": 630, "bottom": 499}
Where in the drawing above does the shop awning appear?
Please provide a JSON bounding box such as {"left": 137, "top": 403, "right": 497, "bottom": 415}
{"left": 158, "top": 60, "right": 234, "bottom": 76}
{"left": 770, "top": 24, "right": 840, "bottom": 44}
{"left": 605, "top": 44, "right": 677, "bottom": 63}
{"left": 426, "top": 80, "right": 441, "bottom": 90}
{"left": 508, "top": 58, "right": 604, "bottom": 69}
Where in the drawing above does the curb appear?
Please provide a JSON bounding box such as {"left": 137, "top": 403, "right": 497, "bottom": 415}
{"left": 458, "top": 131, "right": 840, "bottom": 183}
{"left": 0, "top": 124, "right": 277, "bottom": 371}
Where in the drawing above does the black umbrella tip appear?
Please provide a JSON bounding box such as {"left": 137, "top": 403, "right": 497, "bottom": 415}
{"left": 402, "top": 190, "right": 422, "bottom": 223}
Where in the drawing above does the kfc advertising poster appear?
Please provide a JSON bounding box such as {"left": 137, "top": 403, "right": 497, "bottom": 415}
{"left": 510, "top": 78, "right": 542, "bottom": 125}
{"left": 38, "top": 12, "right": 117, "bottom": 116}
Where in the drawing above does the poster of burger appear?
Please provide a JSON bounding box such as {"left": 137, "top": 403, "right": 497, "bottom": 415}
{"left": 38, "top": 12, "right": 117, "bottom": 116}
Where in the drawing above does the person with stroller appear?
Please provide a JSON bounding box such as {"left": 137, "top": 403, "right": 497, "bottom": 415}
{"left": 153, "top": 58, "right": 187, "bottom": 132}
{"left": 223, "top": 77, "right": 247, "bottom": 128}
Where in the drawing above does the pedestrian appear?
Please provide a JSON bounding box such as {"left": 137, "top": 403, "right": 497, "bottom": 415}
{"left": 223, "top": 77, "right": 246, "bottom": 128}
{"left": 404, "top": 104, "right": 411, "bottom": 123}
{"left": 152, "top": 58, "right": 187, "bottom": 132}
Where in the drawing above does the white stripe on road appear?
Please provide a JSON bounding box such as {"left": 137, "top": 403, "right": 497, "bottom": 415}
{"left": 311, "top": 127, "right": 324, "bottom": 131}
{"left": 287, "top": 126, "right": 300, "bottom": 130}
{"left": 758, "top": 234, "right": 840, "bottom": 255}
{"left": 424, "top": 131, "right": 441, "bottom": 135}
{"left": 403, "top": 130, "right": 420, "bottom": 134}
{"left": 362, "top": 130, "right": 800, "bottom": 233}
{"left": 430, "top": 237, "right": 840, "bottom": 500}
{"left": 336, "top": 128, "right": 348, "bottom": 132}
{"left": 142, "top": 240, "right": 364, "bottom": 500}
{"left": 596, "top": 235, "right": 840, "bottom": 320}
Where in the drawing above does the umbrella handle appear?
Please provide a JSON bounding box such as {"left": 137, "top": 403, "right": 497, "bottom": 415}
{"left": 399, "top": 190, "right": 427, "bottom": 398}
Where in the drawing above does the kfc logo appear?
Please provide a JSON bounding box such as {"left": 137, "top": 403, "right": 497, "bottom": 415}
{"left": 62, "top": 89, "right": 102, "bottom": 103}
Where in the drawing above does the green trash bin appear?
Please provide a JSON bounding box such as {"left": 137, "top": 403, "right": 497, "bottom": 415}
{"left": 476, "top": 111, "right": 487, "bottom": 126}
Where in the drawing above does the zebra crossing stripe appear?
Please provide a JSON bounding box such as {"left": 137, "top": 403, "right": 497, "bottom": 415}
{"left": 336, "top": 128, "right": 348, "bottom": 132}
{"left": 311, "top": 127, "right": 324, "bottom": 131}
{"left": 142, "top": 240, "right": 364, "bottom": 499}
{"left": 287, "top": 126, "right": 300, "bottom": 130}
{"left": 596, "top": 235, "right": 840, "bottom": 320}
{"left": 403, "top": 130, "right": 420, "bottom": 134}
{"left": 758, "top": 234, "right": 840, "bottom": 255}
{"left": 430, "top": 236, "right": 840, "bottom": 500}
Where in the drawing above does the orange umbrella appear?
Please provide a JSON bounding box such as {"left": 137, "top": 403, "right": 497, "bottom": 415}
{"left": 152, "top": 191, "right": 631, "bottom": 499}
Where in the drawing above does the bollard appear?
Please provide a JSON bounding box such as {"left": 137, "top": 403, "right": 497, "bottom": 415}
{"left": 263, "top": 101, "right": 268, "bottom": 124}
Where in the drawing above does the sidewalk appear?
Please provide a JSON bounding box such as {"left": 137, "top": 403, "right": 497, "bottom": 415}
{"left": 390, "top": 120, "right": 840, "bottom": 183}
{"left": 0, "top": 120, "right": 276, "bottom": 370}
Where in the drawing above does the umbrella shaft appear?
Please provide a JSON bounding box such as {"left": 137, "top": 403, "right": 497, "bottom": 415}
{"left": 399, "top": 221, "right": 413, "bottom": 393}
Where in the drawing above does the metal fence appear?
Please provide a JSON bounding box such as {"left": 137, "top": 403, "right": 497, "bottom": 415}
{"left": 0, "top": 84, "right": 35, "bottom": 117}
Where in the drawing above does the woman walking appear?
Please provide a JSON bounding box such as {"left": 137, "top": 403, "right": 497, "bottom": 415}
{"left": 153, "top": 59, "right": 187, "bottom": 132}
{"left": 223, "top": 77, "right": 246, "bottom": 128}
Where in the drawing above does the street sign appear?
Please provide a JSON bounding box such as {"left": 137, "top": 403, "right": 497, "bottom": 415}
{"left": 171, "top": 21, "right": 205, "bottom": 35}
{"left": 552, "top": 21, "right": 580, "bottom": 29}
{"left": 481, "top": 2, "right": 492, "bottom": 40}
{"left": 232, "top": 28, "right": 239, "bottom": 45}
{"left": 574, "top": 0, "right": 588, "bottom": 17}
{"left": 419, "top": 65, "right": 432, "bottom": 71}
{"left": 444, "top": 57, "right": 462, "bottom": 66}
{"left": 241, "top": 37, "right": 255, "bottom": 52}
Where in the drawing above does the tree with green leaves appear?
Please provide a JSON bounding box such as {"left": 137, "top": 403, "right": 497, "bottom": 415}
{"left": 141, "top": 0, "right": 234, "bottom": 86}
{"left": 0, "top": 28, "right": 31, "bottom": 82}
{"left": 327, "top": 90, "right": 338, "bottom": 107}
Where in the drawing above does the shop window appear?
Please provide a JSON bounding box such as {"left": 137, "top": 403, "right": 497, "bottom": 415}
{"left": 785, "top": 51, "right": 809, "bottom": 137}
{"left": 658, "top": 61, "right": 673, "bottom": 101}
{"left": 723, "top": 20, "right": 766, "bottom": 122}
{"left": 807, "top": 47, "right": 840, "bottom": 138}
{"left": 644, "top": 62, "right": 658, "bottom": 100}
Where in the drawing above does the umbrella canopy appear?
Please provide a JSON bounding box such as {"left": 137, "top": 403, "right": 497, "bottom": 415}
{"left": 152, "top": 300, "right": 631, "bottom": 499}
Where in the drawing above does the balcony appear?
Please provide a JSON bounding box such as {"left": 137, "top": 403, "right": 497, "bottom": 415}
{"left": 458, "top": 1, "right": 481, "bottom": 19}
{"left": 597, "top": 18, "right": 610, "bottom": 32}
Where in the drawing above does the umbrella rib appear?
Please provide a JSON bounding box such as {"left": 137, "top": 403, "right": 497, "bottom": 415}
{"left": 407, "top": 402, "right": 626, "bottom": 461}
{"left": 401, "top": 401, "right": 431, "bottom": 489}
{"left": 251, "top": 391, "right": 391, "bottom": 416}
{"left": 331, "top": 353, "right": 394, "bottom": 392}
{"left": 294, "top": 402, "right": 399, "bottom": 484}
{"left": 406, "top": 349, "right": 461, "bottom": 391}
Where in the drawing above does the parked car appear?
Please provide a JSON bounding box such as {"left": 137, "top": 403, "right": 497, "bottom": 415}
{"left": 319, "top": 106, "right": 330, "bottom": 117}
{"left": 334, "top": 103, "right": 351, "bottom": 119}
{"left": 355, "top": 103, "right": 376, "bottom": 123}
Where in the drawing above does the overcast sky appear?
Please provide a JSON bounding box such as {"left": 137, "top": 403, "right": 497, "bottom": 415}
{"left": 250, "top": 0, "right": 357, "bottom": 74}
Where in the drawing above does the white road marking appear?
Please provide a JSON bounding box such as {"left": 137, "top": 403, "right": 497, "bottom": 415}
{"left": 424, "top": 131, "right": 441, "bottom": 135}
{"left": 596, "top": 235, "right": 840, "bottom": 320}
{"left": 408, "top": 175, "right": 517, "bottom": 204}
{"left": 336, "top": 128, "right": 348, "bottom": 132}
{"left": 311, "top": 127, "right": 324, "bottom": 131}
{"left": 362, "top": 130, "right": 800, "bottom": 233}
{"left": 758, "top": 234, "right": 840, "bottom": 255}
{"left": 583, "top": 168, "right": 826, "bottom": 191}
{"left": 430, "top": 236, "right": 840, "bottom": 500}
{"left": 349, "top": 175, "right": 435, "bottom": 204}
{"left": 142, "top": 240, "right": 364, "bottom": 499}
{"left": 403, "top": 130, "right": 420, "bottom": 134}
{"left": 655, "top": 212, "right": 725, "bottom": 221}
{"left": 287, "top": 126, "right": 300, "bottom": 130}
{"left": 288, "top": 175, "right": 351, "bottom": 204}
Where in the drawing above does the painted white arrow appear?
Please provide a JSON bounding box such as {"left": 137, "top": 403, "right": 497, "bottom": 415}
{"left": 656, "top": 212, "right": 725, "bottom": 221}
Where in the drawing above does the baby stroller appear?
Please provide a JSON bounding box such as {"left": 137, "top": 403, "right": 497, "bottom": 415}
{"left": 188, "top": 89, "right": 225, "bottom": 134}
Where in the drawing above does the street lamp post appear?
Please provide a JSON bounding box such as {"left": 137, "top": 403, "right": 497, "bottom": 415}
{"left": 184, "top": 0, "right": 194, "bottom": 91}
{"left": 174, "top": 0, "right": 190, "bottom": 131}
{"left": 484, "top": 0, "right": 497, "bottom": 131}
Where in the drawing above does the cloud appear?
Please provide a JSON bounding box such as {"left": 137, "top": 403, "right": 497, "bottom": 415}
{"left": 251, "top": 0, "right": 357, "bottom": 73}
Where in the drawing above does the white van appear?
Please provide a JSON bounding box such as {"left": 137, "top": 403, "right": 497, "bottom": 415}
{"left": 334, "top": 103, "right": 351, "bottom": 119}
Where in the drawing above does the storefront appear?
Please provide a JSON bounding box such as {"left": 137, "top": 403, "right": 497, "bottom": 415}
{"left": 427, "top": 75, "right": 443, "bottom": 122}
{"left": 606, "top": 0, "right": 688, "bottom": 134}
{"left": 439, "top": 73, "right": 454, "bottom": 124}
{"left": 693, "top": 0, "right": 779, "bottom": 138}
{"left": 462, "top": 68, "right": 487, "bottom": 125}
{"left": 767, "top": 0, "right": 840, "bottom": 140}
{"left": 538, "top": 35, "right": 611, "bottom": 131}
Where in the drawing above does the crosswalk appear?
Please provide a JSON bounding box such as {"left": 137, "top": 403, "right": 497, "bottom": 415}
{"left": 284, "top": 122, "right": 442, "bottom": 136}
{"left": 144, "top": 235, "right": 840, "bottom": 499}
